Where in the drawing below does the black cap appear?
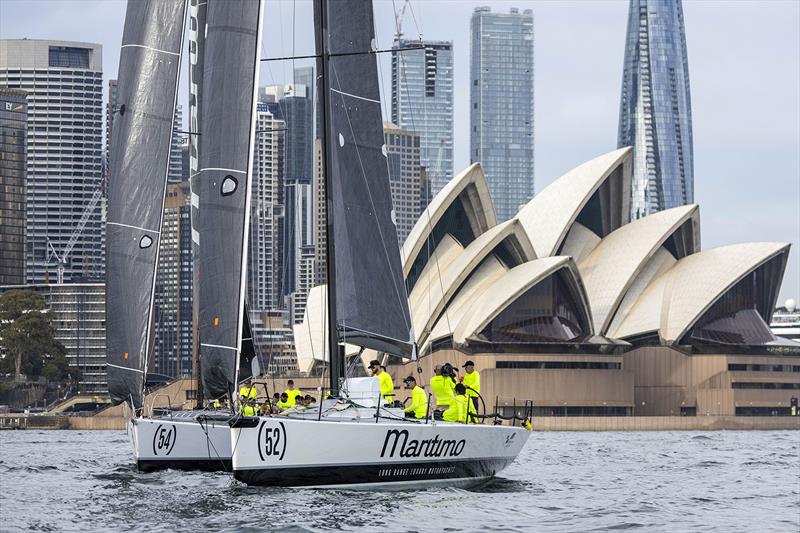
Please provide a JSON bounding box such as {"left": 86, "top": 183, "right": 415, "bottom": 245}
{"left": 462, "top": 360, "right": 475, "bottom": 368}
{"left": 368, "top": 359, "right": 380, "bottom": 368}
{"left": 402, "top": 375, "right": 416, "bottom": 383}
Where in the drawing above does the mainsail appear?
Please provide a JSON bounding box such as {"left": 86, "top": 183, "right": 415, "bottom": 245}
{"left": 315, "top": 0, "right": 414, "bottom": 358}
{"left": 196, "top": 0, "right": 264, "bottom": 400}
{"left": 106, "top": 0, "right": 188, "bottom": 407}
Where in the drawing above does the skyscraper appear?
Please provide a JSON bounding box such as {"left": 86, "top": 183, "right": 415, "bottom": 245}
{"left": 0, "top": 40, "right": 104, "bottom": 283}
{"left": 0, "top": 88, "right": 28, "bottom": 286}
{"left": 261, "top": 83, "right": 314, "bottom": 307}
{"left": 384, "top": 122, "right": 422, "bottom": 246}
{"left": 153, "top": 182, "right": 193, "bottom": 378}
{"left": 392, "top": 38, "right": 453, "bottom": 206}
{"left": 618, "top": 0, "right": 693, "bottom": 219}
{"left": 249, "top": 102, "right": 285, "bottom": 313}
{"left": 470, "top": 7, "right": 535, "bottom": 222}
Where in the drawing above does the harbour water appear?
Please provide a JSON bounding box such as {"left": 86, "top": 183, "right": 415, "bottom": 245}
{"left": 0, "top": 430, "right": 797, "bottom": 532}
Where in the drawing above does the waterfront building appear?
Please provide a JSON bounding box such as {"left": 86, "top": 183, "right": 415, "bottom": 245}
{"left": 291, "top": 245, "right": 315, "bottom": 325}
{"left": 618, "top": 0, "right": 694, "bottom": 219}
{"left": 384, "top": 122, "right": 422, "bottom": 245}
{"left": 1, "top": 282, "right": 108, "bottom": 393}
{"left": 298, "top": 148, "right": 799, "bottom": 417}
{"left": 470, "top": 7, "right": 535, "bottom": 222}
{"left": 250, "top": 309, "right": 297, "bottom": 376}
{"left": 0, "top": 39, "right": 104, "bottom": 283}
{"left": 0, "top": 88, "right": 28, "bottom": 286}
{"left": 391, "top": 38, "right": 453, "bottom": 205}
{"left": 105, "top": 79, "right": 117, "bottom": 176}
{"left": 152, "top": 182, "right": 193, "bottom": 379}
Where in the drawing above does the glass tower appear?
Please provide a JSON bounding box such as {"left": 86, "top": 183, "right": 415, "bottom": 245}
{"left": 392, "top": 38, "right": 453, "bottom": 207}
{"left": 470, "top": 7, "right": 535, "bottom": 223}
{"left": 618, "top": 0, "right": 693, "bottom": 219}
{"left": 0, "top": 88, "right": 27, "bottom": 286}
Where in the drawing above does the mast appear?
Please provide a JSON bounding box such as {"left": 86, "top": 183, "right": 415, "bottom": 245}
{"left": 314, "top": 0, "right": 344, "bottom": 396}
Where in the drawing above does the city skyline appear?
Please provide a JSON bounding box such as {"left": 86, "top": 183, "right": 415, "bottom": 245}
{"left": 0, "top": 0, "right": 797, "bottom": 304}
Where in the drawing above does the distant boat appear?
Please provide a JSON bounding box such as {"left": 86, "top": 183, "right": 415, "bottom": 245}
{"left": 227, "top": 0, "right": 530, "bottom": 489}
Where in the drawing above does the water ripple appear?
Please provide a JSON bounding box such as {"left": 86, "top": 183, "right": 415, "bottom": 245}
{"left": 1, "top": 430, "right": 798, "bottom": 532}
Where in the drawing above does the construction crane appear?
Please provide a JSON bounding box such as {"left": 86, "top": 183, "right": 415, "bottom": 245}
{"left": 394, "top": 0, "right": 412, "bottom": 41}
{"left": 46, "top": 177, "right": 105, "bottom": 284}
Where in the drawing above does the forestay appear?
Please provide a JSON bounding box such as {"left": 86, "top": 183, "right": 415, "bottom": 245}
{"left": 196, "top": 0, "right": 264, "bottom": 400}
{"left": 316, "top": 0, "right": 414, "bottom": 358}
{"left": 106, "top": 0, "right": 188, "bottom": 408}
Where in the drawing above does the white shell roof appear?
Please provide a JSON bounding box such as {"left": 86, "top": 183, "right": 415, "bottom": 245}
{"left": 578, "top": 204, "right": 699, "bottom": 334}
{"left": 452, "top": 257, "right": 591, "bottom": 344}
{"left": 610, "top": 242, "right": 791, "bottom": 343}
{"left": 516, "top": 147, "right": 631, "bottom": 257}
{"left": 401, "top": 163, "right": 496, "bottom": 276}
{"left": 408, "top": 219, "right": 535, "bottom": 347}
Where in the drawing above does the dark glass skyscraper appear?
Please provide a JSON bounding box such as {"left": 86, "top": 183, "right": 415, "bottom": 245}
{"left": 0, "top": 88, "right": 27, "bottom": 286}
{"left": 470, "top": 7, "right": 535, "bottom": 223}
{"left": 618, "top": 0, "right": 693, "bottom": 219}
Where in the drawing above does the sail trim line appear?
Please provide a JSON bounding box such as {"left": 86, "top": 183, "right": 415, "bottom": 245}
{"left": 191, "top": 167, "right": 247, "bottom": 178}
{"left": 107, "top": 221, "right": 161, "bottom": 234}
{"left": 107, "top": 363, "right": 145, "bottom": 374}
{"left": 201, "top": 343, "right": 238, "bottom": 351}
{"left": 330, "top": 87, "right": 380, "bottom": 104}
{"left": 121, "top": 43, "right": 181, "bottom": 56}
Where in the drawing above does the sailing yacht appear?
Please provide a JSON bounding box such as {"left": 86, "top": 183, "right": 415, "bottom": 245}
{"left": 227, "top": 0, "right": 530, "bottom": 489}
{"left": 108, "top": 0, "right": 261, "bottom": 471}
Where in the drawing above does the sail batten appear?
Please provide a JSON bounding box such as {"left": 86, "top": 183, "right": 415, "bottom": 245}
{"left": 317, "top": 0, "right": 414, "bottom": 358}
{"left": 106, "top": 0, "right": 188, "bottom": 408}
{"left": 197, "top": 0, "right": 264, "bottom": 400}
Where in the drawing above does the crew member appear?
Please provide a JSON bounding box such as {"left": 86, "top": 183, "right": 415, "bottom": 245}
{"left": 462, "top": 360, "right": 480, "bottom": 413}
{"left": 238, "top": 386, "right": 259, "bottom": 416}
{"left": 284, "top": 380, "right": 302, "bottom": 406}
{"left": 430, "top": 364, "right": 456, "bottom": 412}
{"left": 442, "top": 383, "right": 476, "bottom": 423}
{"left": 402, "top": 375, "right": 428, "bottom": 419}
{"left": 369, "top": 359, "right": 394, "bottom": 402}
{"left": 277, "top": 392, "right": 291, "bottom": 411}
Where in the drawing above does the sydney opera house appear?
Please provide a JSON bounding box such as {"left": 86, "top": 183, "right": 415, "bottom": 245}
{"left": 296, "top": 148, "right": 800, "bottom": 418}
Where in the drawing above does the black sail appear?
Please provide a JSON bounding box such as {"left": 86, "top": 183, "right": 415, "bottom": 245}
{"left": 316, "top": 0, "right": 414, "bottom": 357}
{"left": 197, "top": 0, "right": 264, "bottom": 399}
{"left": 106, "top": 0, "right": 188, "bottom": 407}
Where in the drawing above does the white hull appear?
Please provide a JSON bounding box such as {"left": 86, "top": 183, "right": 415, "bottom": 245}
{"left": 230, "top": 410, "right": 530, "bottom": 489}
{"left": 129, "top": 412, "right": 232, "bottom": 472}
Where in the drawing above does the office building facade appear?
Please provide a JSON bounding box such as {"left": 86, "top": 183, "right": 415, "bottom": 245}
{"left": 384, "top": 122, "right": 422, "bottom": 245}
{"left": 470, "top": 7, "right": 535, "bottom": 222}
{"left": 618, "top": 0, "right": 693, "bottom": 219}
{"left": 0, "top": 88, "right": 28, "bottom": 285}
{"left": 249, "top": 103, "right": 285, "bottom": 314}
{"left": 0, "top": 39, "right": 104, "bottom": 283}
{"left": 153, "top": 182, "right": 193, "bottom": 379}
{"left": 392, "top": 38, "right": 453, "bottom": 206}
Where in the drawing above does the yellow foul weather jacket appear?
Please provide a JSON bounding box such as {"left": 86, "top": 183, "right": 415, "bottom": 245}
{"left": 430, "top": 375, "right": 455, "bottom": 407}
{"left": 442, "top": 395, "right": 476, "bottom": 423}
{"left": 284, "top": 388, "right": 302, "bottom": 406}
{"left": 377, "top": 372, "right": 394, "bottom": 401}
{"left": 463, "top": 370, "right": 480, "bottom": 398}
{"left": 404, "top": 385, "right": 428, "bottom": 419}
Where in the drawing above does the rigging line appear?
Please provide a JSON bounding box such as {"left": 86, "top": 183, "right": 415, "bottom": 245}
{"left": 391, "top": 10, "right": 454, "bottom": 350}
{"left": 330, "top": 62, "right": 411, "bottom": 334}
{"left": 260, "top": 46, "right": 424, "bottom": 62}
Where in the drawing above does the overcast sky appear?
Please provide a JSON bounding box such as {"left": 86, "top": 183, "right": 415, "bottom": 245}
{"left": 1, "top": 0, "right": 798, "bottom": 304}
